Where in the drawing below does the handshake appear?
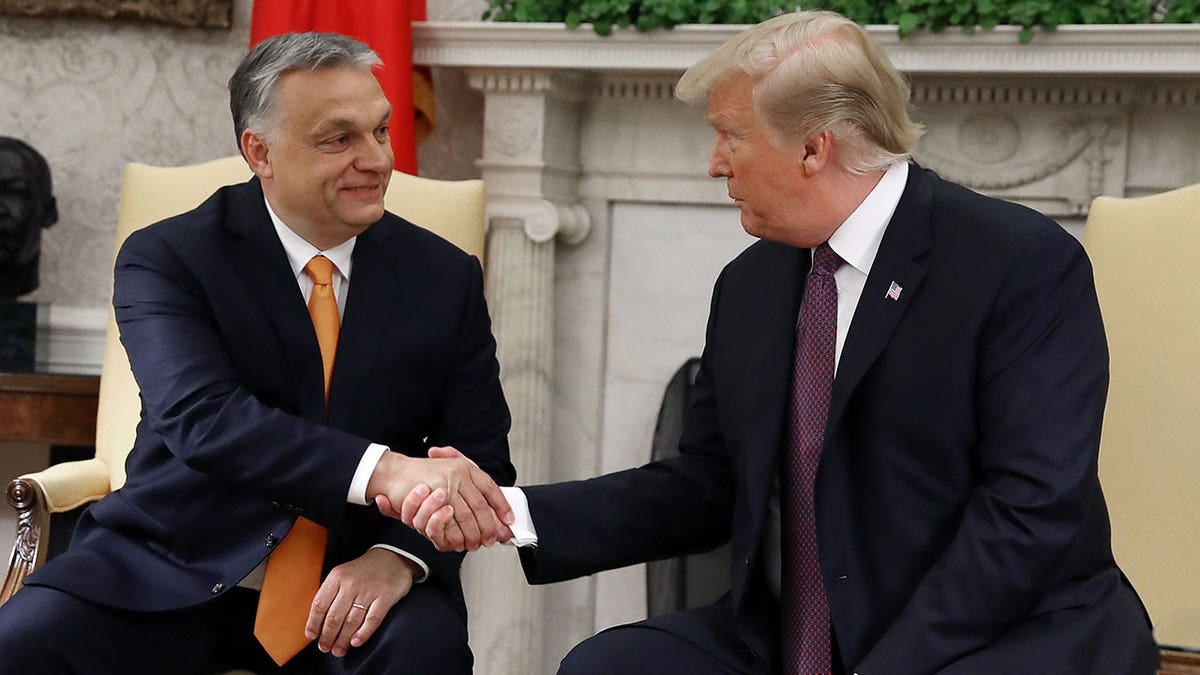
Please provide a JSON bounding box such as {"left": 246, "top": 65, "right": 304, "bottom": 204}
{"left": 366, "top": 447, "right": 515, "bottom": 552}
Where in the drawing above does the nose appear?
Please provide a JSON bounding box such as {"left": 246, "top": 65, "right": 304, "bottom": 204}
{"left": 708, "top": 140, "right": 730, "bottom": 178}
{"left": 357, "top": 136, "right": 393, "bottom": 174}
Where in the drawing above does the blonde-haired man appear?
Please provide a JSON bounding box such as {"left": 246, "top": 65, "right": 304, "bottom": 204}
{"left": 402, "top": 11, "right": 1157, "bottom": 674}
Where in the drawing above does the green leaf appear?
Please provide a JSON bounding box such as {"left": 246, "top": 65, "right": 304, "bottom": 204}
{"left": 897, "top": 11, "right": 922, "bottom": 36}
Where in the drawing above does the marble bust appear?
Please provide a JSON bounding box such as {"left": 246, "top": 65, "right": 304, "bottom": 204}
{"left": 0, "top": 137, "right": 58, "bottom": 299}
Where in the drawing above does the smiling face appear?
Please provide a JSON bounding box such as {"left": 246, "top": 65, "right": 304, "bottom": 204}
{"left": 244, "top": 66, "right": 393, "bottom": 249}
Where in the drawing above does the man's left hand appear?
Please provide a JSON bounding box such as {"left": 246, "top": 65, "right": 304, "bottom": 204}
{"left": 305, "top": 548, "right": 418, "bottom": 658}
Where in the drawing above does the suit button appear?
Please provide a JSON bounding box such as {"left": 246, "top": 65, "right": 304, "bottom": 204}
{"left": 211, "top": 582, "right": 224, "bottom": 594}
{"left": 836, "top": 575, "right": 849, "bottom": 581}
{"left": 744, "top": 557, "right": 751, "bottom": 566}
{"left": 265, "top": 533, "right": 278, "bottom": 547}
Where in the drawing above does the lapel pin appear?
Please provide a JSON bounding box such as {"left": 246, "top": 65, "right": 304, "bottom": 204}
{"left": 885, "top": 281, "right": 903, "bottom": 301}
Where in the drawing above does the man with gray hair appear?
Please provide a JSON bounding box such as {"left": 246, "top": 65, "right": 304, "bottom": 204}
{"left": 403, "top": 10, "right": 1156, "bottom": 674}
{"left": 0, "top": 32, "right": 515, "bottom": 673}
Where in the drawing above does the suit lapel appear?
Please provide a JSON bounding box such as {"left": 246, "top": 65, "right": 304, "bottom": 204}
{"left": 225, "top": 178, "right": 326, "bottom": 421}
{"left": 826, "top": 165, "right": 934, "bottom": 432}
{"left": 325, "top": 221, "right": 398, "bottom": 426}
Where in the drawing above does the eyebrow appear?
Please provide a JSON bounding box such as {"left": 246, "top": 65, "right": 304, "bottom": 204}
{"left": 704, "top": 112, "right": 735, "bottom": 130}
{"left": 312, "top": 107, "right": 393, "bottom": 137}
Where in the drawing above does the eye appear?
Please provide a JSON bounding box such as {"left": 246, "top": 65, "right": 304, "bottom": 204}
{"left": 321, "top": 135, "right": 349, "bottom": 150}
{"left": 375, "top": 125, "right": 389, "bottom": 140}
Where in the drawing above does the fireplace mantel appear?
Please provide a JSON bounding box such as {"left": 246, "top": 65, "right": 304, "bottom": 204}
{"left": 415, "top": 21, "right": 1200, "bottom": 75}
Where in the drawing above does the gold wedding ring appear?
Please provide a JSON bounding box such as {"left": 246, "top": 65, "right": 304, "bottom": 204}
{"left": 351, "top": 602, "right": 368, "bottom": 611}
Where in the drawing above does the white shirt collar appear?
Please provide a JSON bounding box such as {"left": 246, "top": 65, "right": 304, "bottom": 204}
{"left": 263, "top": 195, "right": 356, "bottom": 282}
{"left": 826, "top": 161, "right": 909, "bottom": 274}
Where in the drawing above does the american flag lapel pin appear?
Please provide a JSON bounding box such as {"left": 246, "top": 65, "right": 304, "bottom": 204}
{"left": 885, "top": 281, "right": 903, "bottom": 301}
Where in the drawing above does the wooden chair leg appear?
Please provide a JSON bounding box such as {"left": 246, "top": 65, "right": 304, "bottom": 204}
{"left": 0, "top": 478, "right": 49, "bottom": 607}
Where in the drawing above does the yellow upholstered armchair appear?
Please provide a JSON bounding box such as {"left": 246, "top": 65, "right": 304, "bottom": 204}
{"left": 1, "top": 156, "right": 485, "bottom": 605}
{"left": 1084, "top": 183, "right": 1200, "bottom": 674}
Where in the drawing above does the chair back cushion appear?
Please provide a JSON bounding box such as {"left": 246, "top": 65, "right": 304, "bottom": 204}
{"left": 1084, "top": 183, "right": 1200, "bottom": 642}
{"left": 101, "top": 158, "right": 485, "bottom": 490}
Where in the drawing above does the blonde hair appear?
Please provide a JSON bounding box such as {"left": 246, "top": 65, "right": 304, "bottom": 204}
{"left": 676, "top": 11, "right": 923, "bottom": 174}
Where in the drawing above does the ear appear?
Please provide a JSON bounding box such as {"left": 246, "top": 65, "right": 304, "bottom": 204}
{"left": 42, "top": 196, "right": 58, "bottom": 229}
{"left": 241, "top": 128, "right": 273, "bottom": 179}
{"left": 799, "top": 130, "right": 834, "bottom": 176}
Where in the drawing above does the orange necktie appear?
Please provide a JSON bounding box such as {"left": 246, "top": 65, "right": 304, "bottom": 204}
{"left": 253, "top": 255, "right": 338, "bottom": 665}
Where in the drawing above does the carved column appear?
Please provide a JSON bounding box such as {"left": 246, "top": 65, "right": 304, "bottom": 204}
{"left": 462, "top": 69, "right": 590, "bottom": 675}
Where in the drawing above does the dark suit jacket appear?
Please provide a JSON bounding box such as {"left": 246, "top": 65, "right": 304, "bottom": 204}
{"left": 28, "top": 177, "right": 514, "bottom": 612}
{"left": 520, "top": 166, "right": 1156, "bottom": 674}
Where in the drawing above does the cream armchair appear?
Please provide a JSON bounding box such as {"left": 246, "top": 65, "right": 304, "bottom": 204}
{"left": 1084, "top": 183, "right": 1200, "bottom": 674}
{"left": 1, "top": 156, "right": 485, "bottom": 605}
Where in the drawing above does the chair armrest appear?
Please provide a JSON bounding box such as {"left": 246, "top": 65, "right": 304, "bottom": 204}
{"left": 1161, "top": 649, "right": 1200, "bottom": 674}
{"left": 20, "top": 458, "right": 111, "bottom": 513}
{"left": 0, "top": 459, "right": 111, "bottom": 607}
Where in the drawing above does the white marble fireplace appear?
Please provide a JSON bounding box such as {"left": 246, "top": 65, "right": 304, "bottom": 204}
{"left": 411, "top": 22, "right": 1200, "bottom": 674}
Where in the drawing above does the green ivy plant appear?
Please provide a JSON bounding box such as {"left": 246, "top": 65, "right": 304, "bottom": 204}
{"left": 483, "top": 0, "right": 1200, "bottom": 42}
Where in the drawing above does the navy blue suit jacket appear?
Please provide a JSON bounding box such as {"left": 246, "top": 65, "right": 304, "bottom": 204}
{"left": 519, "top": 166, "right": 1155, "bottom": 673}
{"left": 29, "top": 177, "right": 514, "bottom": 612}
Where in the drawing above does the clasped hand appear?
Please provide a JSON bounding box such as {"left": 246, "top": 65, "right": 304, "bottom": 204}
{"left": 368, "top": 447, "right": 514, "bottom": 552}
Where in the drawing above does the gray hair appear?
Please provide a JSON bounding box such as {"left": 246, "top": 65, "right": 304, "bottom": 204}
{"left": 676, "top": 11, "right": 923, "bottom": 174}
{"left": 229, "top": 32, "right": 382, "bottom": 149}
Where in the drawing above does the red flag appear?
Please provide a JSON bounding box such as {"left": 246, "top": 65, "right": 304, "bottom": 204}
{"left": 249, "top": 0, "right": 432, "bottom": 175}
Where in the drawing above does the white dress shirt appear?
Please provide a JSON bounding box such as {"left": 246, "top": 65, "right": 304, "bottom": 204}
{"left": 238, "top": 197, "right": 429, "bottom": 589}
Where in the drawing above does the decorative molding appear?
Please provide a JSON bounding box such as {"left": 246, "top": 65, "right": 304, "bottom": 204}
{"left": 488, "top": 196, "right": 591, "bottom": 244}
{"left": 484, "top": 96, "right": 544, "bottom": 157}
{"left": 1142, "top": 82, "right": 1200, "bottom": 106}
{"left": 467, "top": 69, "right": 588, "bottom": 101}
{"left": 34, "top": 305, "right": 105, "bottom": 375}
{"left": 911, "top": 80, "right": 1200, "bottom": 108}
{"left": 415, "top": 22, "right": 1200, "bottom": 76}
{"left": 593, "top": 75, "right": 677, "bottom": 101}
{"left": 910, "top": 81, "right": 1131, "bottom": 106}
{"left": 915, "top": 115, "right": 1114, "bottom": 191}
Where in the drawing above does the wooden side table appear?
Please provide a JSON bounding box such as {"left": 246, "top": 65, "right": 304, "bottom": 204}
{"left": 0, "top": 372, "right": 100, "bottom": 565}
{"left": 0, "top": 373, "right": 99, "bottom": 446}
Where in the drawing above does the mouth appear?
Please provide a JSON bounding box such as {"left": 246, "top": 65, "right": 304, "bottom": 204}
{"left": 342, "top": 184, "right": 382, "bottom": 196}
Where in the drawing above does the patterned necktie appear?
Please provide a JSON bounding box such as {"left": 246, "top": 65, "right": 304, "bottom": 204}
{"left": 253, "top": 255, "right": 337, "bottom": 665}
{"left": 781, "top": 242, "right": 842, "bottom": 675}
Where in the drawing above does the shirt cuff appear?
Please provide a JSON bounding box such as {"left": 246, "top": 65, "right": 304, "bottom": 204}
{"left": 370, "top": 544, "right": 430, "bottom": 583}
{"left": 500, "top": 486, "right": 538, "bottom": 548}
{"left": 348, "top": 443, "right": 389, "bottom": 505}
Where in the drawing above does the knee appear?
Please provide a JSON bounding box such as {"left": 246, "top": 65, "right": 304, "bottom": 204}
{"left": 559, "top": 630, "right": 633, "bottom": 675}
{"left": 351, "top": 627, "right": 471, "bottom": 675}
{"left": 0, "top": 591, "right": 60, "bottom": 664}
{"left": 347, "top": 592, "right": 472, "bottom": 675}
